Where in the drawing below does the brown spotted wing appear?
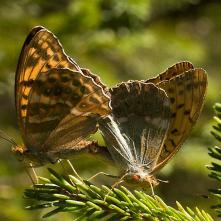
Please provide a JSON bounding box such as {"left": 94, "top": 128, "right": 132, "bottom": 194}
{"left": 14, "top": 26, "right": 111, "bottom": 165}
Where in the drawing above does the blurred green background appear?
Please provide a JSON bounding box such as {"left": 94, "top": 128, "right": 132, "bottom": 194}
{"left": 0, "top": 0, "right": 220, "bottom": 220}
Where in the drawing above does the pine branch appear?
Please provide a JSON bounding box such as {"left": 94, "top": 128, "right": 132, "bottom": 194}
{"left": 208, "top": 102, "right": 221, "bottom": 216}
{"left": 24, "top": 168, "right": 214, "bottom": 221}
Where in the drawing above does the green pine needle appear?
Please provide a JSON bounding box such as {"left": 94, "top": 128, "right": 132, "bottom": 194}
{"left": 208, "top": 102, "right": 221, "bottom": 217}
{"left": 24, "top": 168, "right": 214, "bottom": 221}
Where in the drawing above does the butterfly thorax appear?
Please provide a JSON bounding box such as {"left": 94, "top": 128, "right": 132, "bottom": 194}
{"left": 122, "top": 165, "right": 159, "bottom": 187}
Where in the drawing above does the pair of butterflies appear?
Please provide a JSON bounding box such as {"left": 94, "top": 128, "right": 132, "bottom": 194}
{"left": 13, "top": 26, "right": 207, "bottom": 187}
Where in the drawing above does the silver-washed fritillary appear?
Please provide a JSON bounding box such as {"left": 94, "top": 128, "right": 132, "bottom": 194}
{"left": 98, "top": 62, "right": 207, "bottom": 188}
{"left": 13, "top": 26, "right": 111, "bottom": 166}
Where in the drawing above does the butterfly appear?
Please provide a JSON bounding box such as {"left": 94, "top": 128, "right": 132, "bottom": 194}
{"left": 11, "top": 26, "right": 111, "bottom": 166}
{"left": 98, "top": 62, "right": 207, "bottom": 188}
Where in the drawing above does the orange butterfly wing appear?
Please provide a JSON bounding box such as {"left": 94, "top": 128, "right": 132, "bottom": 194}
{"left": 15, "top": 26, "right": 80, "bottom": 135}
{"left": 15, "top": 26, "right": 110, "bottom": 163}
{"left": 149, "top": 66, "right": 207, "bottom": 171}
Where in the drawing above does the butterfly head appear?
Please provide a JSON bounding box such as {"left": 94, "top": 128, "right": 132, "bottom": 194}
{"left": 123, "top": 165, "right": 159, "bottom": 188}
{"left": 11, "top": 145, "right": 32, "bottom": 164}
{"left": 11, "top": 145, "right": 56, "bottom": 166}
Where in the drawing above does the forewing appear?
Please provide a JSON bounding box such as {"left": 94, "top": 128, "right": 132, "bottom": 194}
{"left": 25, "top": 68, "right": 110, "bottom": 150}
{"left": 152, "top": 68, "right": 207, "bottom": 172}
{"left": 99, "top": 82, "right": 171, "bottom": 169}
{"left": 16, "top": 26, "right": 110, "bottom": 151}
{"left": 145, "top": 61, "right": 194, "bottom": 84}
{"left": 15, "top": 26, "right": 81, "bottom": 141}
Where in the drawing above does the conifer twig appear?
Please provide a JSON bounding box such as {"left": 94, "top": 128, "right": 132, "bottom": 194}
{"left": 24, "top": 168, "right": 214, "bottom": 221}
{"left": 208, "top": 102, "right": 221, "bottom": 217}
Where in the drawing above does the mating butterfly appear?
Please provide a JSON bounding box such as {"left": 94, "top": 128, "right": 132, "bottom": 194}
{"left": 11, "top": 26, "right": 207, "bottom": 190}
{"left": 99, "top": 63, "right": 207, "bottom": 187}
{"left": 13, "top": 26, "right": 111, "bottom": 166}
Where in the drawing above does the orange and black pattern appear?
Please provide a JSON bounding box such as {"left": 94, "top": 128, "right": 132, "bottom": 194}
{"left": 14, "top": 26, "right": 111, "bottom": 165}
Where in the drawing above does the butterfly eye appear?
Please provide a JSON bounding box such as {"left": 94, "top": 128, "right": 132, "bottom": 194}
{"left": 132, "top": 174, "right": 141, "bottom": 181}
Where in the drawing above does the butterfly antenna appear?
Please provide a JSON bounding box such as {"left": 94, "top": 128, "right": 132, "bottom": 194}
{"left": 157, "top": 178, "right": 169, "bottom": 183}
{"left": 0, "top": 130, "right": 17, "bottom": 147}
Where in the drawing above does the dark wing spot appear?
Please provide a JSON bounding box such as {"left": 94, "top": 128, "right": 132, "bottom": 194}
{"left": 170, "top": 97, "right": 175, "bottom": 104}
{"left": 177, "top": 103, "right": 184, "bottom": 109}
{"left": 61, "top": 75, "right": 70, "bottom": 82}
{"left": 189, "top": 116, "right": 194, "bottom": 123}
{"left": 164, "top": 144, "right": 171, "bottom": 153}
{"left": 24, "top": 79, "right": 34, "bottom": 87}
{"left": 44, "top": 88, "right": 52, "bottom": 96}
{"left": 171, "top": 128, "right": 178, "bottom": 134}
{"left": 41, "top": 50, "right": 50, "bottom": 60}
{"left": 186, "top": 84, "right": 192, "bottom": 90}
{"left": 46, "top": 63, "right": 51, "bottom": 69}
{"left": 21, "top": 104, "right": 27, "bottom": 110}
{"left": 169, "top": 139, "right": 176, "bottom": 147}
{"left": 80, "top": 86, "right": 86, "bottom": 93}
{"left": 34, "top": 79, "right": 42, "bottom": 87}
{"left": 72, "top": 79, "right": 81, "bottom": 87}
{"left": 27, "top": 58, "right": 38, "bottom": 67}
{"left": 22, "top": 94, "right": 28, "bottom": 100}
{"left": 89, "top": 96, "right": 99, "bottom": 104}
{"left": 57, "top": 64, "right": 64, "bottom": 68}
{"left": 53, "top": 54, "right": 59, "bottom": 61}
{"left": 184, "top": 110, "right": 191, "bottom": 115}
{"left": 53, "top": 87, "right": 62, "bottom": 96}
{"left": 171, "top": 112, "right": 176, "bottom": 118}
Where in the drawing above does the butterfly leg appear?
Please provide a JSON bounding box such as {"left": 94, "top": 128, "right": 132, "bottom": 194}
{"left": 87, "top": 172, "right": 119, "bottom": 182}
{"left": 149, "top": 182, "right": 155, "bottom": 196}
{"left": 65, "top": 160, "right": 83, "bottom": 181}
{"left": 24, "top": 164, "right": 38, "bottom": 184}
